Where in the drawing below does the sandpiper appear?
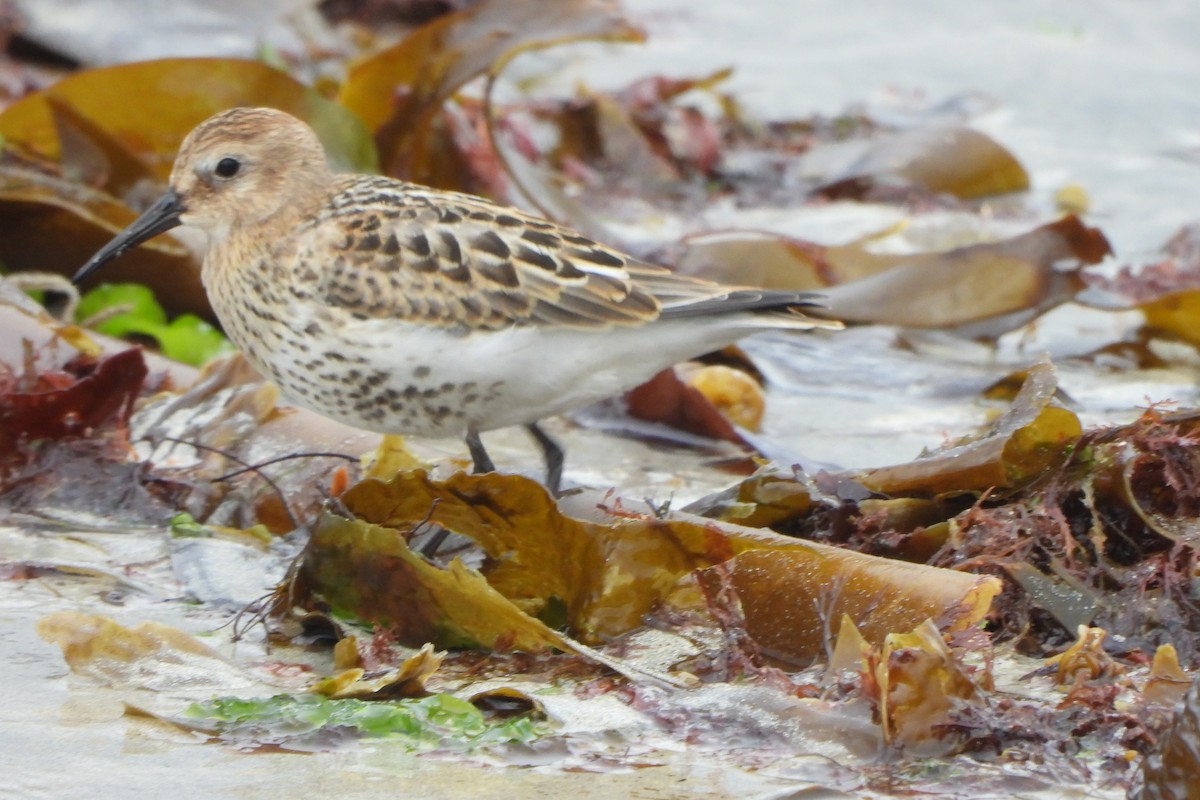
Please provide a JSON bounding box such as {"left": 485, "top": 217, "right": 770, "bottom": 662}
{"left": 74, "top": 107, "right": 839, "bottom": 493}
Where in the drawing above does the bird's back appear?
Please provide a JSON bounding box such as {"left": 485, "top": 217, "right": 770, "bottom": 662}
{"left": 271, "top": 174, "right": 835, "bottom": 335}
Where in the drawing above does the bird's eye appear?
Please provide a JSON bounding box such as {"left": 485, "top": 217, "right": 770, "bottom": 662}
{"left": 214, "top": 157, "right": 241, "bottom": 179}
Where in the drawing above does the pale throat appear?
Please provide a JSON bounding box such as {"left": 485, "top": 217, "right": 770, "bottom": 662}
{"left": 199, "top": 225, "right": 268, "bottom": 292}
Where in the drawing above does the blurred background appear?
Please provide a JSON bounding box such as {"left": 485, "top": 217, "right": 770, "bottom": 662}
{"left": 1, "top": 0, "right": 1198, "bottom": 474}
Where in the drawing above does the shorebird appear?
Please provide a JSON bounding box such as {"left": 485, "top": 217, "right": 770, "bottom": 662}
{"left": 74, "top": 107, "right": 839, "bottom": 494}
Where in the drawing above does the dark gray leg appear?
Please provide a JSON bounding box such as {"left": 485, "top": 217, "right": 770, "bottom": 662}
{"left": 526, "top": 422, "right": 564, "bottom": 495}
{"left": 465, "top": 427, "right": 495, "bottom": 473}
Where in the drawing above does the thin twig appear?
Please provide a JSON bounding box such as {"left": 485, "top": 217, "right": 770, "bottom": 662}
{"left": 483, "top": 71, "right": 553, "bottom": 221}
{"left": 412, "top": 499, "right": 453, "bottom": 559}
{"left": 155, "top": 435, "right": 300, "bottom": 531}
{"left": 212, "top": 451, "right": 358, "bottom": 482}
{"left": 221, "top": 589, "right": 278, "bottom": 644}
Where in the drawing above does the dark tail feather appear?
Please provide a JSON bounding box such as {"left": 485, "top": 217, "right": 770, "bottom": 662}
{"left": 659, "top": 290, "right": 828, "bottom": 319}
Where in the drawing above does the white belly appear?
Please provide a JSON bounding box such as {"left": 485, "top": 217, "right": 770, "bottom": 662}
{"left": 233, "top": 313, "right": 759, "bottom": 439}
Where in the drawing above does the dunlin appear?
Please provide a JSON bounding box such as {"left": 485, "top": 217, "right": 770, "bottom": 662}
{"left": 74, "top": 107, "right": 839, "bottom": 493}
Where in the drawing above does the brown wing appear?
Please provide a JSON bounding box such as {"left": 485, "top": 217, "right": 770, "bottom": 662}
{"left": 285, "top": 175, "right": 829, "bottom": 330}
{"left": 281, "top": 176, "right": 665, "bottom": 329}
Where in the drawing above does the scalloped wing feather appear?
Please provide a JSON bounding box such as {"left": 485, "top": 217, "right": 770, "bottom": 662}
{"left": 281, "top": 175, "right": 834, "bottom": 331}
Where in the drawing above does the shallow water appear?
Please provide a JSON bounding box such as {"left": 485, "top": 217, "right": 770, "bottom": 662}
{"left": 544, "top": 0, "right": 1200, "bottom": 258}
{"left": 5, "top": 2, "right": 1197, "bottom": 797}
{"left": 535, "top": 0, "right": 1200, "bottom": 495}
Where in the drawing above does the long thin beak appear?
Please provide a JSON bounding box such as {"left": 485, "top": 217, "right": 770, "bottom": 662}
{"left": 72, "top": 189, "right": 186, "bottom": 284}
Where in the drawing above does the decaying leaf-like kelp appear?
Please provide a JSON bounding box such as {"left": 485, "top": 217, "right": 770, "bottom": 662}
{"left": 700, "top": 365, "right": 1200, "bottom": 669}
{"left": 4, "top": 0, "right": 1200, "bottom": 793}
{"left": 292, "top": 469, "right": 999, "bottom": 669}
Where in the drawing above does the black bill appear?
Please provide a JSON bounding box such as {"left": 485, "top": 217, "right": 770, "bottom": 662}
{"left": 72, "top": 189, "right": 186, "bottom": 284}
